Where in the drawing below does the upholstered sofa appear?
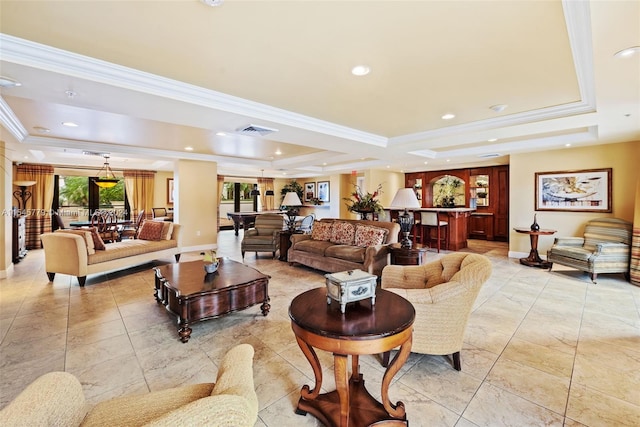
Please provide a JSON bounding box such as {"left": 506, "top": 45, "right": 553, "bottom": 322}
{"left": 40, "top": 221, "right": 181, "bottom": 286}
{"left": 288, "top": 218, "right": 400, "bottom": 277}
{"left": 0, "top": 343, "right": 258, "bottom": 427}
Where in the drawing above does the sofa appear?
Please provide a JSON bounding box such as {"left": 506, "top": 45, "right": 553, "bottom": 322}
{"left": 40, "top": 221, "right": 181, "bottom": 286}
{"left": 288, "top": 218, "right": 400, "bottom": 277}
{"left": 0, "top": 343, "right": 258, "bottom": 427}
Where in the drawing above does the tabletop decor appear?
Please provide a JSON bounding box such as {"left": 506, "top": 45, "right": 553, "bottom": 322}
{"left": 344, "top": 183, "right": 384, "bottom": 216}
{"left": 203, "top": 250, "right": 219, "bottom": 273}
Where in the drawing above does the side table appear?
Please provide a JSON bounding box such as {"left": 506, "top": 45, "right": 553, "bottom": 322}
{"left": 514, "top": 227, "right": 556, "bottom": 268}
{"left": 389, "top": 243, "right": 428, "bottom": 266}
{"left": 279, "top": 230, "right": 296, "bottom": 261}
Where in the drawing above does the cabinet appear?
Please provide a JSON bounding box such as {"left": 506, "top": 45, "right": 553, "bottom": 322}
{"left": 13, "top": 216, "right": 27, "bottom": 263}
{"left": 469, "top": 174, "right": 489, "bottom": 207}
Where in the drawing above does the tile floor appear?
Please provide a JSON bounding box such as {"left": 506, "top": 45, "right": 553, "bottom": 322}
{"left": 1, "top": 231, "right": 639, "bottom": 426}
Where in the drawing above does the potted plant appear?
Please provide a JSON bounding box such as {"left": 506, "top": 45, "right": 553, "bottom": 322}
{"left": 343, "top": 183, "right": 384, "bottom": 216}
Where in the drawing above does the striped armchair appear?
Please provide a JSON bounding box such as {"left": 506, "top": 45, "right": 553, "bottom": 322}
{"left": 381, "top": 253, "right": 492, "bottom": 371}
{"left": 547, "top": 217, "right": 632, "bottom": 283}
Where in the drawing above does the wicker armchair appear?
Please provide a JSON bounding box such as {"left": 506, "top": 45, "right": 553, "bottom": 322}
{"left": 380, "top": 252, "right": 492, "bottom": 370}
{"left": 547, "top": 217, "right": 632, "bottom": 283}
{"left": 241, "top": 213, "right": 285, "bottom": 259}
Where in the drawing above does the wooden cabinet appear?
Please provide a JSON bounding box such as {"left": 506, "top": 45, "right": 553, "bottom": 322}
{"left": 13, "top": 216, "right": 27, "bottom": 263}
{"left": 469, "top": 213, "right": 494, "bottom": 240}
{"left": 493, "top": 165, "right": 510, "bottom": 241}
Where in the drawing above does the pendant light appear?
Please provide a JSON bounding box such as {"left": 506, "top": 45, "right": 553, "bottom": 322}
{"left": 93, "top": 155, "right": 119, "bottom": 188}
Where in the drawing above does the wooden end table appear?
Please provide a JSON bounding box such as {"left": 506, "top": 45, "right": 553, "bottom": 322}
{"left": 154, "top": 258, "right": 270, "bottom": 342}
{"left": 289, "top": 287, "right": 414, "bottom": 426}
{"left": 514, "top": 227, "right": 557, "bottom": 268}
{"left": 389, "top": 242, "right": 428, "bottom": 265}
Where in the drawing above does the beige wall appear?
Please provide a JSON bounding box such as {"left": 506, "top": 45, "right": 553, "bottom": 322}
{"left": 154, "top": 171, "right": 174, "bottom": 210}
{"left": 509, "top": 140, "right": 640, "bottom": 257}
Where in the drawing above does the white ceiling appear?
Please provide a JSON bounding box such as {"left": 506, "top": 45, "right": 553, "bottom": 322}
{"left": 1, "top": 0, "right": 638, "bottom": 178}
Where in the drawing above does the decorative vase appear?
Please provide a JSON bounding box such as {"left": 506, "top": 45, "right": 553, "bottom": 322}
{"left": 204, "top": 260, "right": 219, "bottom": 274}
{"left": 530, "top": 214, "right": 540, "bottom": 231}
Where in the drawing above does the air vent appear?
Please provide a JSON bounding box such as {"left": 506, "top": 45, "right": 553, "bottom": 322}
{"left": 236, "top": 124, "right": 278, "bottom": 136}
{"left": 478, "top": 153, "right": 501, "bottom": 158}
{"left": 83, "top": 151, "right": 109, "bottom": 157}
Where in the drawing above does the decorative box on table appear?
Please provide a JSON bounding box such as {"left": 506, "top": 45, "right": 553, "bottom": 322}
{"left": 324, "top": 269, "right": 377, "bottom": 313}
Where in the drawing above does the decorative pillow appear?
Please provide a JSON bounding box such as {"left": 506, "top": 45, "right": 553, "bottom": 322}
{"left": 311, "top": 221, "right": 332, "bottom": 241}
{"left": 88, "top": 227, "right": 106, "bottom": 251}
{"left": 137, "top": 220, "right": 165, "bottom": 241}
{"left": 55, "top": 229, "right": 96, "bottom": 255}
{"left": 330, "top": 221, "right": 356, "bottom": 245}
{"left": 354, "top": 224, "right": 389, "bottom": 247}
{"left": 162, "top": 222, "right": 174, "bottom": 240}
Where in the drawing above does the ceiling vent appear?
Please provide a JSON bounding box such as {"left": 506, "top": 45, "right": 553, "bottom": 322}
{"left": 236, "top": 124, "right": 278, "bottom": 137}
{"left": 83, "top": 151, "right": 109, "bottom": 157}
{"left": 478, "top": 153, "right": 501, "bottom": 158}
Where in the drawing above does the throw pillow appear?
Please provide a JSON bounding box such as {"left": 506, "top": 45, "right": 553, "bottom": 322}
{"left": 55, "top": 229, "right": 96, "bottom": 255}
{"left": 354, "top": 224, "right": 389, "bottom": 247}
{"left": 138, "top": 220, "right": 165, "bottom": 241}
{"left": 88, "top": 227, "right": 106, "bottom": 250}
{"left": 311, "top": 221, "right": 332, "bottom": 241}
{"left": 330, "top": 221, "right": 356, "bottom": 245}
{"left": 161, "top": 222, "right": 174, "bottom": 240}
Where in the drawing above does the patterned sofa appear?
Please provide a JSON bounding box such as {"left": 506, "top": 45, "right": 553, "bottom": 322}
{"left": 547, "top": 217, "right": 632, "bottom": 283}
{"left": 287, "top": 218, "right": 400, "bottom": 277}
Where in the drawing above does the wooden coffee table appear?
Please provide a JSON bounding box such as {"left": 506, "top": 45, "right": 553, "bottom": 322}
{"left": 289, "top": 287, "right": 414, "bottom": 426}
{"left": 153, "top": 258, "right": 270, "bottom": 342}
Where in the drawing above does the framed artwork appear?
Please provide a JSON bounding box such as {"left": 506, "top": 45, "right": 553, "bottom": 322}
{"left": 304, "top": 182, "right": 316, "bottom": 202}
{"left": 167, "top": 178, "right": 175, "bottom": 204}
{"left": 535, "top": 168, "right": 611, "bottom": 212}
{"left": 317, "top": 181, "right": 330, "bottom": 202}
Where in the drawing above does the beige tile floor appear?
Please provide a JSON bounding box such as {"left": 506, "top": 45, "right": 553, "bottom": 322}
{"left": 1, "top": 231, "right": 639, "bottom": 426}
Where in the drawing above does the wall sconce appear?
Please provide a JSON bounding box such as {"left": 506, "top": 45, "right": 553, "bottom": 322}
{"left": 13, "top": 180, "right": 36, "bottom": 212}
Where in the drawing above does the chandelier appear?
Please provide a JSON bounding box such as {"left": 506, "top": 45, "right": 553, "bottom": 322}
{"left": 93, "top": 155, "right": 119, "bottom": 188}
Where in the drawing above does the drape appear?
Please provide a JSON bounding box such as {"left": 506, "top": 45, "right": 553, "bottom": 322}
{"left": 217, "top": 175, "right": 224, "bottom": 231}
{"left": 15, "top": 164, "right": 54, "bottom": 249}
{"left": 630, "top": 175, "right": 640, "bottom": 286}
{"left": 123, "top": 170, "right": 155, "bottom": 221}
{"left": 257, "top": 177, "right": 274, "bottom": 211}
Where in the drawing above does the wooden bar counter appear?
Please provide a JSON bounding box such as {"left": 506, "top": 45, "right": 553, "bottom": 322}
{"left": 388, "top": 208, "right": 474, "bottom": 251}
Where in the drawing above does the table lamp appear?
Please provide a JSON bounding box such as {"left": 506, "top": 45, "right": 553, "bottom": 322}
{"left": 390, "top": 188, "right": 421, "bottom": 249}
{"left": 282, "top": 191, "right": 302, "bottom": 231}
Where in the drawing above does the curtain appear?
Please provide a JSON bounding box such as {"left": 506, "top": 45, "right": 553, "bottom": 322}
{"left": 15, "top": 164, "right": 54, "bottom": 249}
{"left": 257, "top": 177, "right": 274, "bottom": 211}
{"left": 631, "top": 175, "right": 640, "bottom": 286}
{"left": 123, "top": 170, "right": 155, "bottom": 221}
{"left": 217, "top": 175, "right": 224, "bottom": 231}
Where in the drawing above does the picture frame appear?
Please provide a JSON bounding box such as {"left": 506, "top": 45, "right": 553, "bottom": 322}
{"left": 304, "top": 182, "right": 316, "bottom": 202}
{"left": 317, "top": 181, "right": 330, "bottom": 202}
{"left": 535, "top": 168, "right": 611, "bottom": 212}
{"left": 167, "top": 178, "right": 175, "bottom": 204}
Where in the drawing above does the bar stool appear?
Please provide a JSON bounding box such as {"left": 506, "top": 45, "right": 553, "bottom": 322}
{"left": 420, "top": 211, "right": 448, "bottom": 252}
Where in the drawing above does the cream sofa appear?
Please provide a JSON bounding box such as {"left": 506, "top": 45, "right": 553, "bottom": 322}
{"left": 0, "top": 343, "right": 258, "bottom": 427}
{"left": 40, "top": 224, "right": 181, "bottom": 286}
{"left": 288, "top": 218, "right": 400, "bottom": 277}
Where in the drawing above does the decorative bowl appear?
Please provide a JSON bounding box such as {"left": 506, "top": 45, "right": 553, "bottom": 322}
{"left": 204, "top": 261, "right": 219, "bottom": 274}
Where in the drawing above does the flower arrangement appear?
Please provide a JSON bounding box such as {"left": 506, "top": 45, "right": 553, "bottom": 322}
{"left": 343, "top": 183, "right": 384, "bottom": 214}
{"left": 203, "top": 250, "right": 219, "bottom": 273}
{"left": 310, "top": 197, "right": 323, "bottom": 205}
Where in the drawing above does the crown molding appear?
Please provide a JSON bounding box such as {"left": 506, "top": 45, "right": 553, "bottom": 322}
{"left": 0, "top": 96, "right": 28, "bottom": 141}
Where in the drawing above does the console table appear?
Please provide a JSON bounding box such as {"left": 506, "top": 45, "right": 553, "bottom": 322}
{"left": 289, "top": 287, "right": 414, "bottom": 426}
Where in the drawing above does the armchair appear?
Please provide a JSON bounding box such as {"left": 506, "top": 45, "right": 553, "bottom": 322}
{"left": 0, "top": 344, "right": 258, "bottom": 427}
{"left": 547, "top": 217, "right": 632, "bottom": 283}
{"left": 241, "top": 213, "right": 285, "bottom": 259}
{"left": 380, "top": 252, "right": 492, "bottom": 370}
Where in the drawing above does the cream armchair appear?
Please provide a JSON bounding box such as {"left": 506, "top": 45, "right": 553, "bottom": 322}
{"left": 381, "top": 253, "right": 492, "bottom": 370}
{"left": 241, "top": 213, "right": 285, "bottom": 259}
{"left": 0, "top": 344, "right": 258, "bottom": 427}
{"left": 547, "top": 217, "right": 632, "bottom": 283}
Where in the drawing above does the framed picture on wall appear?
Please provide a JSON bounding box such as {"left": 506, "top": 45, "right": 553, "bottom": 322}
{"left": 304, "top": 182, "right": 316, "bottom": 202}
{"left": 167, "top": 178, "right": 175, "bottom": 204}
{"left": 317, "top": 181, "right": 330, "bottom": 202}
{"left": 535, "top": 168, "right": 612, "bottom": 212}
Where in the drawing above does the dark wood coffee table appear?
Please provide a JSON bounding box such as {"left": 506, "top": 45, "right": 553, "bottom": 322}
{"left": 153, "top": 258, "right": 270, "bottom": 342}
{"left": 289, "top": 287, "right": 414, "bottom": 426}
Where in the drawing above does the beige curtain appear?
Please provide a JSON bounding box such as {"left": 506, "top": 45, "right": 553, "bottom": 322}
{"left": 631, "top": 175, "right": 640, "bottom": 286}
{"left": 257, "top": 177, "right": 274, "bottom": 211}
{"left": 123, "top": 170, "right": 155, "bottom": 221}
{"left": 14, "top": 163, "right": 54, "bottom": 249}
{"left": 217, "top": 175, "right": 225, "bottom": 231}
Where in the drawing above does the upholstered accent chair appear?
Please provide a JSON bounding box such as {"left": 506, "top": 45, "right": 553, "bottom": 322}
{"left": 547, "top": 217, "right": 632, "bottom": 283}
{"left": 241, "top": 213, "right": 285, "bottom": 259}
{"left": 380, "top": 252, "right": 492, "bottom": 370}
{"left": 0, "top": 344, "right": 258, "bottom": 427}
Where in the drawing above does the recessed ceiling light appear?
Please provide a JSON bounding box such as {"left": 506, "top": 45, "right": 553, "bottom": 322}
{"left": 488, "top": 138, "right": 498, "bottom": 142}
{"left": 446, "top": 159, "right": 451, "bottom": 162}
{"left": 424, "top": 161, "right": 428, "bottom": 164}
{"left": 216, "top": 132, "right": 227, "bottom": 136}
{"left": 201, "top": 0, "right": 224, "bottom": 6}
{"left": 33, "top": 126, "right": 50, "bottom": 133}
{"left": 565, "top": 143, "right": 571, "bottom": 147}
{"left": 0, "top": 76, "right": 22, "bottom": 88}
{"left": 441, "top": 113, "right": 455, "bottom": 120}
{"left": 614, "top": 46, "right": 640, "bottom": 58}
{"left": 185, "top": 146, "right": 194, "bottom": 151}
{"left": 490, "top": 104, "right": 508, "bottom": 113}
{"left": 275, "top": 150, "right": 282, "bottom": 155}
{"left": 62, "top": 122, "right": 78, "bottom": 127}
{"left": 65, "top": 90, "right": 77, "bottom": 99}
{"left": 322, "top": 162, "right": 327, "bottom": 166}
{"left": 351, "top": 65, "right": 371, "bottom": 76}
{"left": 386, "top": 165, "right": 390, "bottom": 168}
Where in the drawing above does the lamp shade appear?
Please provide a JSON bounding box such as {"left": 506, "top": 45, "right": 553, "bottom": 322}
{"left": 265, "top": 190, "right": 275, "bottom": 196}
{"left": 282, "top": 192, "right": 302, "bottom": 206}
{"left": 389, "top": 188, "right": 421, "bottom": 209}
{"left": 14, "top": 180, "right": 36, "bottom": 187}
